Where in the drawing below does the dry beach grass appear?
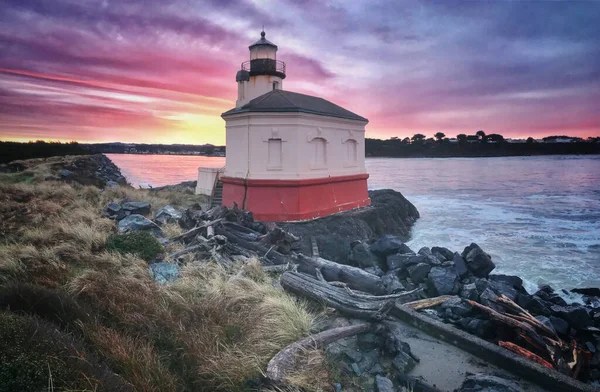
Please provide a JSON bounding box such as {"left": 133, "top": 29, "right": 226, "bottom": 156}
{"left": 0, "top": 156, "right": 324, "bottom": 392}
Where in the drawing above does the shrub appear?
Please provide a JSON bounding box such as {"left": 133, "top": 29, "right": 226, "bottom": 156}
{"left": 0, "top": 283, "right": 92, "bottom": 331}
{"left": 0, "top": 312, "right": 131, "bottom": 392}
{"left": 107, "top": 231, "right": 163, "bottom": 261}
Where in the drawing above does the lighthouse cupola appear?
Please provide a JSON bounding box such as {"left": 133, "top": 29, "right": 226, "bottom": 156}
{"left": 236, "top": 30, "right": 286, "bottom": 107}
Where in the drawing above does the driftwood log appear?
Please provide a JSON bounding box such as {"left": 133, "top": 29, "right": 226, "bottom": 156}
{"left": 171, "top": 218, "right": 223, "bottom": 242}
{"left": 281, "top": 272, "right": 425, "bottom": 320}
{"left": 405, "top": 295, "right": 455, "bottom": 310}
{"left": 215, "top": 226, "right": 290, "bottom": 265}
{"left": 266, "top": 323, "right": 372, "bottom": 384}
{"left": 294, "top": 253, "right": 385, "bottom": 295}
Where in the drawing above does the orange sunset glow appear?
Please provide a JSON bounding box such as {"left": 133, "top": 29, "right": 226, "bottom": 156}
{"left": 1, "top": 0, "right": 599, "bottom": 144}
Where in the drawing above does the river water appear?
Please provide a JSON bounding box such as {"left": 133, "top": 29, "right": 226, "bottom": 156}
{"left": 107, "top": 154, "right": 600, "bottom": 291}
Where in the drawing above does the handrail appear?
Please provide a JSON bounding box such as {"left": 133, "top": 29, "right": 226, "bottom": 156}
{"left": 241, "top": 59, "right": 286, "bottom": 76}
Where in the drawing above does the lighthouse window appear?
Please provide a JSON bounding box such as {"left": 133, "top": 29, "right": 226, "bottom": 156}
{"left": 272, "top": 81, "right": 279, "bottom": 90}
{"left": 346, "top": 139, "right": 358, "bottom": 164}
{"left": 268, "top": 138, "right": 282, "bottom": 169}
{"left": 312, "top": 137, "right": 327, "bottom": 167}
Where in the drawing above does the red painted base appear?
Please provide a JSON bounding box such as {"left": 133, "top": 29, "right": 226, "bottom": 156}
{"left": 221, "top": 174, "right": 371, "bottom": 222}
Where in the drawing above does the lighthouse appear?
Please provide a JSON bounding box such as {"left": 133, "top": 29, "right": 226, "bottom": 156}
{"left": 219, "top": 31, "right": 371, "bottom": 221}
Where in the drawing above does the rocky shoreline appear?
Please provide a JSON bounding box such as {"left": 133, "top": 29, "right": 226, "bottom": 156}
{"left": 101, "top": 185, "right": 599, "bottom": 391}
{"left": 14, "top": 154, "right": 597, "bottom": 391}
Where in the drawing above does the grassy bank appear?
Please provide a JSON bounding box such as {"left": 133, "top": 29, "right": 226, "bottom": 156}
{"left": 0, "top": 156, "right": 324, "bottom": 391}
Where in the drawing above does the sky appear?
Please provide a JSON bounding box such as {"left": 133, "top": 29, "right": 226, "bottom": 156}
{"left": 0, "top": 0, "right": 599, "bottom": 145}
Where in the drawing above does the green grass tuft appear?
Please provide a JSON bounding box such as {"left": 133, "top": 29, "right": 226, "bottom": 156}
{"left": 107, "top": 231, "right": 163, "bottom": 261}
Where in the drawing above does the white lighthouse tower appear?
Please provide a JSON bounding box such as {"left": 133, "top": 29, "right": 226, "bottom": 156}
{"left": 236, "top": 30, "right": 286, "bottom": 107}
{"left": 219, "top": 31, "right": 371, "bottom": 221}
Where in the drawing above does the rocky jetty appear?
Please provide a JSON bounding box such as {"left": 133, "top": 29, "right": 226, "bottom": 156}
{"left": 280, "top": 189, "right": 420, "bottom": 263}
{"left": 0, "top": 153, "right": 128, "bottom": 187}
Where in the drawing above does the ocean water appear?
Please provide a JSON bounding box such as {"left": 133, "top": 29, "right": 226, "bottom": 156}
{"left": 107, "top": 153, "right": 600, "bottom": 291}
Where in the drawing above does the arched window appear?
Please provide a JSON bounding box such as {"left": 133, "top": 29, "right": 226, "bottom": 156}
{"left": 311, "top": 137, "right": 327, "bottom": 167}
{"left": 346, "top": 139, "right": 358, "bottom": 164}
{"left": 267, "top": 138, "right": 282, "bottom": 168}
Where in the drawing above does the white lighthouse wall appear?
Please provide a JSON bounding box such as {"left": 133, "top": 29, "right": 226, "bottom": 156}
{"left": 237, "top": 75, "right": 282, "bottom": 107}
{"left": 223, "top": 112, "right": 367, "bottom": 180}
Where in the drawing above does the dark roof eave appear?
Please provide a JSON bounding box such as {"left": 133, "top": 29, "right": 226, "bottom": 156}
{"left": 221, "top": 107, "right": 368, "bottom": 123}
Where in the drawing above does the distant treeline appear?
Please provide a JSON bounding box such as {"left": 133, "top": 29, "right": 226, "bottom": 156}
{"left": 0, "top": 141, "right": 91, "bottom": 164}
{"left": 366, "top": 132, "right": 600, "bottom": 158}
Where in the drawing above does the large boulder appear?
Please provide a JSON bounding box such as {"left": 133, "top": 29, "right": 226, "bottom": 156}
{"left": 118, "top": 214, "right": 160, "bottom": 233}
{"left": 489, "top": 274, "right": 523, "bottom": 290}
{"left": 103, "top": 202, "right": 125, "bottom": 220}
{"left": 348, "top": 242, "right": 378, "bottom": 268}
{"left": 453, "top": 252, "right": 469, "bottom": 277}
{"left": 382, "top": 273, "right": 405, "bottom": 294}
{"left": 426, "top": 267, "right": 460, "bottom": 296}
{"left": 407, "top": 263, "right": 431, "bottom": 283}
{"left": 121, "top": 201, "right": 151, "bottom": 216}
{"left": 375, "top": 375, "right": 395, "bottom": 392}
{"left": 370, "top": 235, "right": 413, "bottom": 257}
{"left": 550, "top": 305, "right": 592, "bottom": 329}
{"left": 386, "top": 253, "right": 420, "bottom": 270}
{"left": 549, "top": 315, "right": 570, "bottom": 335}
{"left": 154, "top": 205, "right": 183, "bottom": 225}
{"left": 462, "top": 243, "right": 495, "bottom": 278}
{"left": 431, "top": 246, "right": 454, "bottom": 261}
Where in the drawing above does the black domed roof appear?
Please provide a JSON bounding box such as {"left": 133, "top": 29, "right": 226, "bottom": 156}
{"left": 249, "top": 31, "right": 278, "bottom": 50}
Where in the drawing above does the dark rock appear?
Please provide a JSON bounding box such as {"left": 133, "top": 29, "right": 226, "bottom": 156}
{"left": 407, "top": 263, "right": 431, "bottom": 283}
{"left": 149, "top": 262, "right": 179, "bottom": 284}
{"left": 357, "top": 332, "right": 383, "bottom": 351}
{"left": 117, "top": 214, "right": 160, "bottom": 233}
{"left": 386, "top": 253, "right": 419, "bottom": 270}
{"left": 550, "top": 305, "right": 592, "bottom": 329}
{"left": 549, "top": 316, "right": 569, "bottom": 335}
{"left": 349, "top": 243, "right": 378, "bottom": 268}
{"left": 461, "top": 243, "right": 478, "bottom": 258}
{"left": 59, "top": 169, "right": 74, "bottom": 178}
{"left": 431, "top": 246, "right": 454, "bottom": 261}
{"left": 315, "top": 235, "right": 352, "bottom": 265}
{"left": 479, "top": 288, "right": 502, "bottom": 311}
{"left": 364, "top": 266, "right": 385, "bottom": 277}
{"left": 375, "top": 375, "right": 395, "bottom": 392}
{"left": 463, "top": 244, "right": 495, "bottom": 278}
{"left": 355, "top": 349, "right": 380, "bottom": 375}
{"left": 279, "top": 189, "right": 419, "bottom": 260}
{"left": 586, "top": 341, "right": 597, "bottom": 353}
{"left": 441, "top": 297, "right": 473, "bottom": 317}
{"left": 154, "top": 205, "right": 183, "bottom": 225}
{"left": 426, "top": 267, "right": 460, "bottom": 296}
{"left": 520, "top": 295, "right": 551, "bottom": 316}
{"left": 453, "top": 252, "right": 469, "bottom": 277}
{"left": 535, "top": 316, "right": 556, "bottom": 335}
{"left": 103, "top": 202, "right": 124, "bottom": 220}
{"left": 423, "top": 254, "right": 443, "bottom": 266}
{"left": 418, "top": 246, "right": 431, "bottom": 256}
{"left": 106, "top": 180, "right": 119, "bottom": 188}
{"left": 535, "top": 288, "right": 568, "bottom": 306}
{"left": 489, "top": 274, "right": 523, "bottom": 290}
{"left": 382, "top": 273, "right": 405, "bottom": 294}
{"left": 392, "top": 351, "right": 416, "bottom": 373}
{"left": 431, "top": 251, "right": 446, "bottom": 263}
{"left": 458, "top": 373, "right": 521, "bottom": 392}
{"left": 370, "top": 235, "right": 413, "bottom": 257}
{"left": 466, "top": 318, "right": 492, "bottom": 338}
{"left": 122, "top": 201, "right": 151, "bottom": 216}
{"left": 460, "top": 283, "right": 479, "bottom": 301}
{"left": 572, "top": 288, "right": 600, "bottom": 297}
